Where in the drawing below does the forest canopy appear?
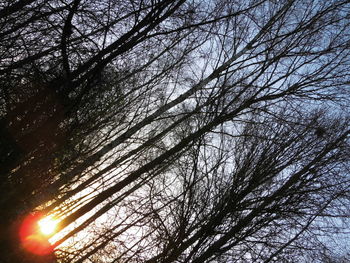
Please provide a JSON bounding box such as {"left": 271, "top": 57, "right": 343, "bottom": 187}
{"left": 0, "top": 0, "right": 349, "bottom": 262}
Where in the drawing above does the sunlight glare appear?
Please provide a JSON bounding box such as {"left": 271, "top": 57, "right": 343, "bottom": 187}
{"left": 38, "top": 217, "right": 58, "bottom": 236}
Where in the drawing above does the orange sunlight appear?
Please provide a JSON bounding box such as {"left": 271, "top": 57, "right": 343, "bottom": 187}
{"left": 19, "top": 212, "right": 58, "bottom": 255}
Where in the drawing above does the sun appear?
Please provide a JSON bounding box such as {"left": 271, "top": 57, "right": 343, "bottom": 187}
{"left": 19, "top": 213, "right": 57, "bottom": 255}
{"left": 38, "top": 217, "right": 58, "bottom": 236}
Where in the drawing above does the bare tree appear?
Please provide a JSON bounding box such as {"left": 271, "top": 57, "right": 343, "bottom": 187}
{"left": 0, "top": 0, "right": 349, "bottom": 262}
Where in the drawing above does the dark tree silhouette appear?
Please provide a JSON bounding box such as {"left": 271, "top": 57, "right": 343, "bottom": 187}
{"left": 0, "top": 0, "right": 349, "bottom": 262}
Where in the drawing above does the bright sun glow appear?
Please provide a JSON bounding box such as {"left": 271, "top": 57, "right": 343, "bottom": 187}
{"left": 38, "top": 217, "right": 58, "bottom": 236}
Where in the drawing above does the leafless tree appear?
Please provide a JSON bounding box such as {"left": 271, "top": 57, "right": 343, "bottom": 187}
{"left": 0, "top": 0, "right": 349, "bottom": 262}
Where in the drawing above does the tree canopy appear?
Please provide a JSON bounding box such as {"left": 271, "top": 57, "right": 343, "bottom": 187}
{"left": 0, "top": 0, "right": 349, "bottom": 262}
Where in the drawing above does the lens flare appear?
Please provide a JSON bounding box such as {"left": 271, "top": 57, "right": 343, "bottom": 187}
{"left": 19, "top": 212, "right": 55, "bottom": 255}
